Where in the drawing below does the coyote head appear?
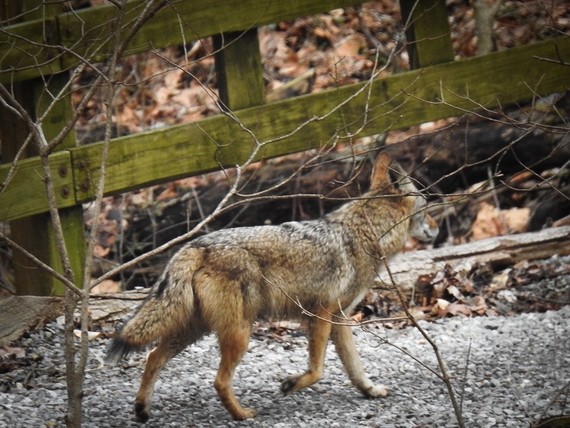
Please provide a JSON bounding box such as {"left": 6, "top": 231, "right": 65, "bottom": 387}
{"left": 408, "top": 195, "right": 439, "bottom": 242}
{"left": 370, "top": 153, "right": 439, "bottom": 243}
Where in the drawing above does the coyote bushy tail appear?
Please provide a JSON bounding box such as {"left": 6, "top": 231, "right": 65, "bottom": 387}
{"left": 106, "top": 255, "right": 202, "bottom": 365}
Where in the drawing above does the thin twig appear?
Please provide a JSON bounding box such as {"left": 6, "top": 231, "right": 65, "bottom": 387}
{"left": 533, "top": 380, "right": 570, "bottom": 426}
{"left": 459, "top": 340, "right": 472, "bottom": 417}
{"left": 383, "top": 260, "right": 465, "bottom": 428}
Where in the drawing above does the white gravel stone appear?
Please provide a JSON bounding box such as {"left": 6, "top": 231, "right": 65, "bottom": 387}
{"left": 1, "top": 305, "right": 568, "bottom": 427}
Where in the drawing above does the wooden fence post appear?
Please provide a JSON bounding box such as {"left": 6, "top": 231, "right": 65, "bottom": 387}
{"left": 0, "top": 3, "right": 85, "bottom": 296}
{"left": 213, "top": 28, "right": 265, "bottom": 111}
{"left": 1, "top": 78, "right": 86, "bottom": 297}
{"left": 400, "top": 0, "right": 454, "bottom": 68}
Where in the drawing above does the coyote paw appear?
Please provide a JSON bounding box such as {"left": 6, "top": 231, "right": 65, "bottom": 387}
{"left": 363, "top": 384, "right": 389, "bottom": 398}
{"left": 231, "top": 407, "right": 257, "bottom": 421}
{"left": 280, "top": 372, "right": 321, "bottom": 395}
{"left": 134, "top": 401, "right": 150, "bottom": 423}
{"left": 280, "top": 376, "right": 300, "bottom": 395}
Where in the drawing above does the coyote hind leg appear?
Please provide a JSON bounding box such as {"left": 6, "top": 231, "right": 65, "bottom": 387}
{"left": 331, "top": 324, "right": 389, "bottom": 398}
{"left": 214, "top": 323, "right": 256, "bottom": 420}
{"left": 134, "top": 333, "right": 196, "bottom": 423}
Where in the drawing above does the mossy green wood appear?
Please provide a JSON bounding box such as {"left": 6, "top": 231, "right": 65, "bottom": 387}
{"left": 21, "top": 0, "right": 69, "bottom": 20}
{"left": 59, "top": 0, "right": 368, "bottom": 65}
{"left": 37, "top": 73, "right": 86, "bottom": 296}
{"left": 3, "top": 73, "right": 85, "bottom": 296}
{"left": 1, "top": 0, "right": 367, "bottom": 84}
{"left": 214, "top": 29, "right": 265, "bottom": 111}
{"left": 0, "top": 74, "right": 69, "bottom": 296}
{"left": 400, "top": 0, "right": 454, "bottom": 68}
{"left": 1, "top": 36, "right": 569, "bottom": 221}
{"left": 0, "top": 18, "right": 63, "bottom": 83}
{"left": 0, "top": 152, "right": 75, "bottom": 221}
{"left": 69, "top": 37, "right": 570, "bottom": 201}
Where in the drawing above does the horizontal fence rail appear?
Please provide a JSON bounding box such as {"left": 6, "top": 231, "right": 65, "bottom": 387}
{"left": 1, "top": 37, "right": 569, "bottom": 222}
{"left": 0, "top": 0, "right": 368, "bottom": 84}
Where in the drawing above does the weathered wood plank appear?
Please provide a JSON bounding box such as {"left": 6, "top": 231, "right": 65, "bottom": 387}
{"left": 400, "top": 0, "right": 454, "bottom": 68}
{"left": 69, "top": 36, "right": 570, "bottom": 202}
{"left": 377, "top": 225, "right": 570, "bottom": 293}
{"left": 213, "top": 29, "right": 265, "bottom": 111}
{"left": 0, "top": 295, "right": 63, "bottom": 346}
{"left": 1, "top": 71, "right": 85, "bottom": 295}
{"left": 0, "top": 152, "right": 75, "bottom": 220}
{"left": 1, "top": 0, "right": 368, "bottom": 84}
{"left": 0, "top": 17, "right": 63, "bottom": 83}
{"left": 1, "top": 36, "right": 569, "bottom": 221}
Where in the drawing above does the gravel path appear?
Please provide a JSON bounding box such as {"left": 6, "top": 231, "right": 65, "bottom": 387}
{"left": 1, "top": 305, "right": 568, "bottom": 428}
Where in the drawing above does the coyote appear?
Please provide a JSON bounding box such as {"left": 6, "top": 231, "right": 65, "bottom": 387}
{"left": 107, "top": 153, "right": 439, "bottom": 422}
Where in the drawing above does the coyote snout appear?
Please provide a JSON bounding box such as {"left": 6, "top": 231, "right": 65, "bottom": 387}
{"left": 106, "top": 152, "right": 438, "bottom": 423}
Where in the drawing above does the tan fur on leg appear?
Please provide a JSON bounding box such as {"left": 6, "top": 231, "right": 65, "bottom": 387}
{"left": 281, "top": 309, "right": 333, "bottom": 395}
{"left": 135, "top": 335, "right": 193, "bottom": 423}
{"left": 214, "top": 323, "right": 256, "bottom": 420}
{"left": 331, "top": 324, "right": 389, "bottom": 398}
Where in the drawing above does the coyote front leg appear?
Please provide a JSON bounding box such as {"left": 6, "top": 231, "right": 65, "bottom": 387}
{"left": 331, "top": 324, "right": 389, "bottom": 398}
{"left": 281, "top": 309, "right": 333, "bottom": 395}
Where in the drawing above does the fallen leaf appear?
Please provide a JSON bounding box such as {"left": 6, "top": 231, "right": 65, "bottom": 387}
{"left": 73, "top": 330, "right": 102, "bottom": 340}
{"left": 351, "top": 311, "right": 364, "bottom": 323}
{"left": 157, "top": 183, "right": 178, "bottom": 201}
{"left": 491, "top": 270, "right": 511, "bottom": 289}
{"left": 0, "top": 346, "right": 26, "bottom": 359}
{"left": 472, "top": 202, "right": 504, "bottom": 240}
{"left": 472, "top": 202, "right": 530, "bottom": 240}
{"left": 93, "top": 244, "right": 110, "bottom": 258}
{"left": 334, "top": 33, "right": 366, "bottom": 57}
{"left": 447, "top": 302, "right": 472, "bottom": 316}
{"left": 91, "top": 279, "right": 121, "bottom": 294}
{"left": 433, "top": 298, "right": 450, "bottom": 312}
{"left": 447, "top": 284, "right": 466, "bottom": 301}
{"left": 468, "top": 296, "right": 488, "bottom": 315}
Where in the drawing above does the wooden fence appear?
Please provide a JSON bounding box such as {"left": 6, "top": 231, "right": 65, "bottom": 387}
{"left": 1, "top": 0, "right": 569, "bottom": 295}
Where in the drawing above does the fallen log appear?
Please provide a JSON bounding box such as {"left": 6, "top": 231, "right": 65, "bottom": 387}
{"left": 0, "top": 295, "right": 63, "bottom": 346}
{"left": 378, "top": 225, "right": 570, "bottom": 294}
{"left": 87, "top": 290, "right": 148, "bottom": 324}
{"left": 0, "top": 291, "right": 146, "bottom": 345}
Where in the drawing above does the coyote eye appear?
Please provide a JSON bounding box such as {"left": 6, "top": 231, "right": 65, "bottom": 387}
{"left": 388, "top": 169, "right": 400, "bottom": 189}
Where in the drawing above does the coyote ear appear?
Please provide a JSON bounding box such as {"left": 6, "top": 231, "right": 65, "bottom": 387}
{"left": 370, "top": 152, "right": 392, "bottom": 191}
